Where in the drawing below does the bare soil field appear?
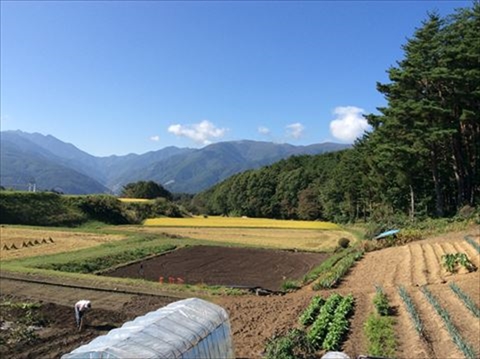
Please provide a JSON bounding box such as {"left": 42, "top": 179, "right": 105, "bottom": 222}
{"left": 0, "top": 286, "right": 175, "bottom": 359}
{"left": 104, "top": 245, "right": 328, "bottom": 291}
{"left": 0, "top": 226, "right": 125, "bottom": 260}
{"left": 1, "top": 230, "right": 479, "bottom": 359}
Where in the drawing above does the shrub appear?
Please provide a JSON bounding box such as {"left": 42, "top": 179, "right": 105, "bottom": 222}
{"left": 0, "top": 191, "right": 86, "bottom": 226}
{"left": 67, "top": 195, "right": 131, "bottom": 224}
{"left": 338, "top": 237, "right": 350, "bottom": 249}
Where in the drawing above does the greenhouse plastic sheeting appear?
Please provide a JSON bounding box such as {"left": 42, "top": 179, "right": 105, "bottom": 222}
{"left": 61, "top": 298, "right": 235, "bottom": 359}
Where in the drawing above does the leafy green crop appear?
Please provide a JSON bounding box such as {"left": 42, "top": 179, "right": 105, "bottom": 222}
{"left": 313, "top": 250, "right": 363, "bottom": 290}
{"left": 299, "top": 296, "right": 325, "bottom": 327}
{"left": 441, "top": 253, "right": 476, "bottom": 273}
{"left": 307, "top": 293, "right": 342, "bottom": 349}
{"left": 373, "top": 286, "right": 391, "bottom": 316}
{"left": 322, "top": 294, "right": 354, "bottom": 351}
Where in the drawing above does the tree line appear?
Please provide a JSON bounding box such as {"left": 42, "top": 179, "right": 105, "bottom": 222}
{"left": 193, "top": 3, "right": 479, "bottom": 223}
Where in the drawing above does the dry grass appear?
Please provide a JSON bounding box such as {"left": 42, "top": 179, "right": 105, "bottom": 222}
{"left": 144, "top": 216, "right": 340, "bottom": 230}
{"left": 122, "top": 226, "right": 355, "bottom": 251}
{"left": 0, "top": 226, "right": 125, "bottom": 260}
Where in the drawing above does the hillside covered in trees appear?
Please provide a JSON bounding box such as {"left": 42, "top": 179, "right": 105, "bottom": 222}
{"left": 194, "top": 4, "right": 479, "bottom": 223}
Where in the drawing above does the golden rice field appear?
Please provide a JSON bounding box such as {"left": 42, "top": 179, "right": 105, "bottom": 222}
{"left": 0, "top": 226, "right": 125, "bottom": 260}
{"left": 118, "top": 198, "right": 153, "bottom": 203}
{"left": 144, "top": 216, "right": 340, "bottom": 230}
{"left": 126, "top": 225, "right": 356, "bottom": 252}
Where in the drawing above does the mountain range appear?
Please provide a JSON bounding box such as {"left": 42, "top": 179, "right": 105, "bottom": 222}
{"left": 0, "top": 130, "right": 350, "bottom": 194}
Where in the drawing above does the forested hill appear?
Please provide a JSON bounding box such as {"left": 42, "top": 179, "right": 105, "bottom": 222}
{"left": 194, "top": 4, "right": 479, "bottom": 222}
{"left": 1, "top": 130, "right": 348, "bottom": 194}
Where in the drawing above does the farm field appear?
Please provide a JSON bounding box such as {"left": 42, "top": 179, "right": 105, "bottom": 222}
{"left": 144, "top": 215, "right": 340, "bottom": 229}
{"left": 0, "top": 226, "right": 125, "bottom": 260}
{"left": 121, "top": 225, "right": 355, "bottom": 251}
{"left": 0, "top": 226, "right": 478, "bottom": 358}
{"left": 212, "top": 230, "right": 480, "bottom": 358}
{"left": 105, "top": 245, "right": 329, "bottom": 291}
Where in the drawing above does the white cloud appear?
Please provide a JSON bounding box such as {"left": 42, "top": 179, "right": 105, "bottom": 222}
{"left": 286, "top": 122, "right": 305, "bottom": 139}
{"left": 258, "top": 126, "right": 270, "bottom": 135}
{"left": 329, "top": 106, "right": 370, "bottom": 142}
{"left": 150, "top": 135, "right": 160, "bottom": 142}
{"left": 168, "top": 120, "right": 226, "bottom": 145}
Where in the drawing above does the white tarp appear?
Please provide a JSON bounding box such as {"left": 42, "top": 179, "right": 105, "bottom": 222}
{"left": 61, "top": 298, "right": 235, "bottom": 359}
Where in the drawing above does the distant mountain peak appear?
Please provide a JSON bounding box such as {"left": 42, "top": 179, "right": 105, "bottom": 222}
{"left": 1, "top": 130, "right": 349, "bottom": 194}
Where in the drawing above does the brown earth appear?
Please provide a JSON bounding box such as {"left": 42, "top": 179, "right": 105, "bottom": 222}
{"left": 0, "top": 288, "right": 176, "bottom": 359}
{"left": 104, "top": 245, "right": 329, "bottom": 291}
{"left": 1, "top": 230, "right": 479, "bottom": 359}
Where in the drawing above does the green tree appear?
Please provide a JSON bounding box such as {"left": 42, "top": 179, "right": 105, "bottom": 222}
{"left": 121, "top": 181, "right": 172, "bottom": 200}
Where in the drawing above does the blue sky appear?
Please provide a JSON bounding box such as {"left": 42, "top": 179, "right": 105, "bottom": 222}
{"left": 0, "top": 0, "right": 471, "bottom": 156}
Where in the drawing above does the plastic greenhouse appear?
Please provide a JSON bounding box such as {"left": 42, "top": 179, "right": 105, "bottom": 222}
{"left": 61, "top": 298, "right": 235, "bottom": 359}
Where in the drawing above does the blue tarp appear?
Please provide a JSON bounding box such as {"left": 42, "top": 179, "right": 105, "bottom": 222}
{"left": 374, "top": 229, "right": 400, "bottom": 240}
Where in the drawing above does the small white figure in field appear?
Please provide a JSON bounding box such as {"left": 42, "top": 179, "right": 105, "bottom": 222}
{"left": 74, "top": 300, "right": 91, "bottom": 332}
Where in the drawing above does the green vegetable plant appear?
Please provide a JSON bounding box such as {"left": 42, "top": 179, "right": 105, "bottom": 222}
{"left": 441, "top": 253, "right": 476, "bottom": 273}
{"left": 322, "top": 294, "right": 355, "bottom": 351}
{"left": 364, "top": 313, "right": 396, "bottom": 358}
{"left": 373, "top": 285, "right": 390, "bottom": 316}
{"left": 299, "top": 296, "right": 325, "bottom": 327}
{"left": 313, "top": 250, "right": 363, "bottom": 290}
{"left": 307, "top": 293, "right": 342, "bottom": 349}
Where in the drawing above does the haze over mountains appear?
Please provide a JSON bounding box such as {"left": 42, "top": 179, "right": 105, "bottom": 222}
{"left": 0, "top": 130, "right": 349, "bottom": 194}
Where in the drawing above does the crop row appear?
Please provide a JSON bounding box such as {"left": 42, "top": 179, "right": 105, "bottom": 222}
{"left": 449, "top": 282, "right": 480, "bottom": 318}
{"left": 267, "top": 293, "right": 355, "bottom": 358}
{"left": 397, "top": 286, "right": 425, "bottom": 338}
{"left": 465, "top": 235, "right": 480, "bottom": 254}
{"left": 364, "top": 287, "right": 396, "bottom": 358}
{"left": 302, "top": 248, "right": 356, "bottom": 285}
{"left": 313, "top": 250, "right": 363, "bottom": 290}
{"left": 306, "top": 293, "right": 355, "bottom": 351}
{"left": 421, "top": 286, "right": 477, "bottom": 359}
{"left": 298, "top": 295, "right": 325, "bottom": 326}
